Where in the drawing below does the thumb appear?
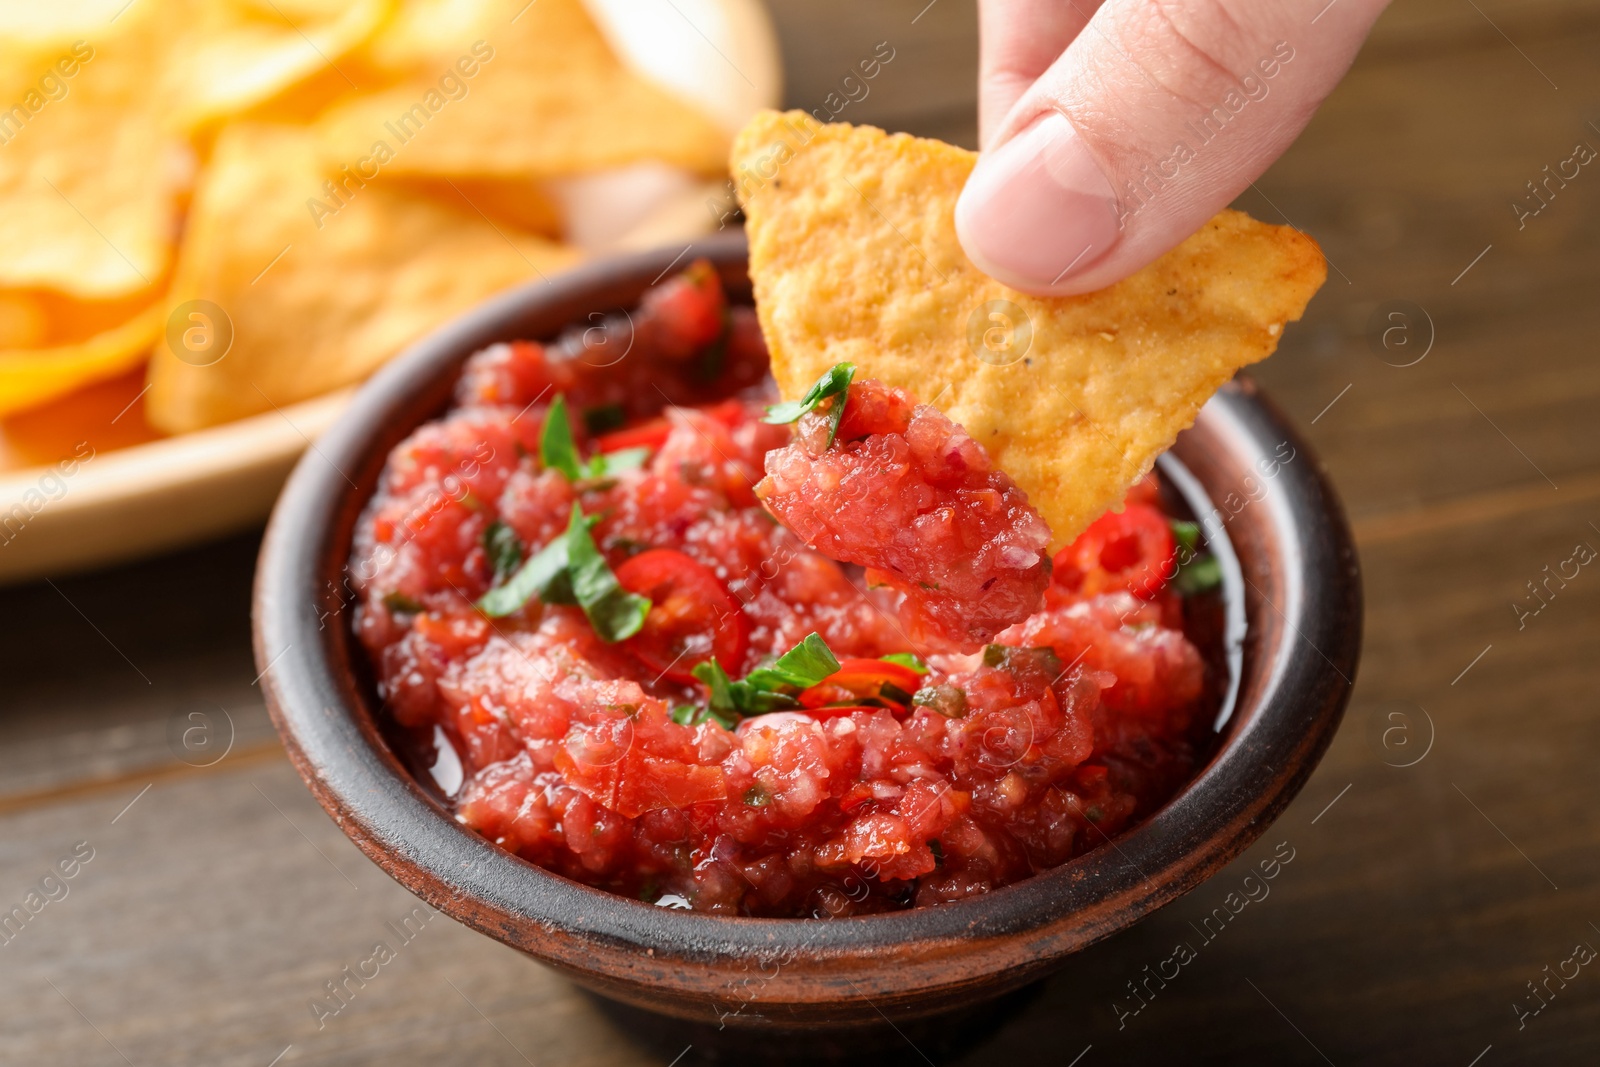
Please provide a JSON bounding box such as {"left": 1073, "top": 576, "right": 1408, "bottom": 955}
{"left": 955, "top": 0, "right": 1389, "bottom": 296}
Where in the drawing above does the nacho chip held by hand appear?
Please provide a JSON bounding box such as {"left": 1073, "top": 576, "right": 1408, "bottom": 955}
{"left": 732, "top": 110, "right": 1326, "bottom": 550}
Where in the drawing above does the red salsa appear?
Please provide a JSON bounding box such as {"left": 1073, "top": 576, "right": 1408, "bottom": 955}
{"left": 348, "top": 262, "right": 1227, "bottom": 917}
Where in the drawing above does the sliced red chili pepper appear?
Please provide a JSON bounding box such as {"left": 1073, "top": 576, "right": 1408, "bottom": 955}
{"left": 595, "top": 418, "right": 671, "bottom": 454}
{"left": 614, "top": 549, "right": 748, "bottom": 683}
{"left": 799, "top": 658, "right": 925, "bottom": 712}
{"left": 1055, "top": 503, "right": 1177, "bottom": 600}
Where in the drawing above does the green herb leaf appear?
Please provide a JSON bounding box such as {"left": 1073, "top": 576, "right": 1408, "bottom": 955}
{"left": 693, "top": 658, "right": 738, "bottom": 716}
{"left": 383, "top": 592, "right": 423, "bottom": 614}
{"left": 881, "top": 652, "right": 928, "bottom": 675}
{"left": 1169, "top": 519, "right": 1201, "bottom": 558}
{"left": 912, "top": 683, "right": 968, "bottom": 719}
{"left": 982, "top": 644, "right": 1063, "bottom": 679}
{"left": 563, "top": 503, "right": 651, "bottom": 642}
{"left": 744, "top": 632, "right": 841, "bottom": 691}
{"left": 476, "top": 534, "right": 572, "bottom": 617}
{"left": 545, "top": 395, "right": 654, "bottom": 484}
{"left": 583, "top": 403, "right": 627, "bottom": 435}
{"left": 483, "top": 520, "right": 524, "bottom": 585}
{"left": 685, "top": 632, "right": 843, "bottom": 726}
{"left": 586, "top": 446, "right": 650, "bottom": 478}
{"left": 762, "top": 362, "right": 855, "bottom": 447}
{"left": 879, "top": 682, "right": 916, "bottom": 705}
{"left": 539, "top": 394, "right": 583, "bottom": 480}
{"left": 1174, "top": 554, "right": 1223, "bottom": 596}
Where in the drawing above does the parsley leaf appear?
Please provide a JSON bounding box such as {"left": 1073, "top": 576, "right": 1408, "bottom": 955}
{"left": 762, "top": 362, "right": 855, "bottom": 447}
{"left": 583, "top": 403, "right": 627, "bottom": 435}
{"left": 562, "top": 503, "right": 651, "bottom": 642}
{"left": 540, "top": 394, "right": 584, "bottom": 480}
{"left": 542, "top": 394, "right": 654, "bottom": 483}
{"left": 1169, "top": 519, "right": 1201, "bottom": 558}
{"left": 476, "top": 533, "right": 573, "bottom": 617}
{"left": 483, "top": 520, "right": 524, "bottom": 585}
{"left": 687, "top": 632, "right": 843, "bottom": 725}
{"left": 383, "top": 592, "right": 423, "bottom": 614}
{"left": 743, "top": 633, "right": 841, "bottom": 690}
{"left": 593, "top": 446, "right": 651, "bottom": 476}
{"left": 881, "top": 652, "right": 928, "bottom": 675}
{"left": 1174, "top": 555, "right": 1223, "bottom": 596}
{"left": 1167, "top": 518, "right": 1222, "bottom": 595}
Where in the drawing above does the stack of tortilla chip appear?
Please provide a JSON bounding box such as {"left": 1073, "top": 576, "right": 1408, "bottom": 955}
{"left": 0, "top": 0, "right": 729, "bottom": 434}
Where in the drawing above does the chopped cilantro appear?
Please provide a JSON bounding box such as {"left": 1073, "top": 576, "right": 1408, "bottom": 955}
{"left": 540, "top": 394, "right": 584, "bottom": 480}
{"left": 474, "top": 507, "right": 606, "bottom": 619}
{"left": 688, "top": 632, "right": 844, "bottom": 725}
{"left": 1174, "top": 555, "right": 1223, "bottom": 596}
{"left": 743, "top": 633, "right": 841, "bottom": 691}
{"left": 879, "top": 682, "right": 916, "bottom": 705}
{"left": 583, "top": 403, "right": 627, "bottom": 435}
{"left": 762, "top": 362, "right": 855, "bottom": 447}
{"left": 383, "top": 592, "right": 423, "bottom": 614}
{"left": 982, "top": 645, "right": 1063, "bottom": 678}
{"left": 482, "top": 520, "right": 524, "bottom": 585}
{"left": 1167, "top": 519, "right": 1223, "bottom": 595}
{"left": 881, "top": 652, "right": 928, "bottom": 675}
{"left": 743, "top": 785, "right": 771, "bottom": 807}
{"left": 542, "top": 394, "right": 656, "bottom": 483}
{"left": 1169, "top": 519, "right": 1201, "bottom": 558}
{"left": 562, "top": 503, "right": 651, "bottom": 642}
{"left": 476, "top": 533, "right": 573, "bottom": 618}
{"left": 912, "top": 684, "right": 967, "bottom": 719}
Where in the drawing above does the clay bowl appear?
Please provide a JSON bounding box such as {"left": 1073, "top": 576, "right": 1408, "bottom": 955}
{"left": 253, "top": 232, "right": 1361, "bottom": 1037}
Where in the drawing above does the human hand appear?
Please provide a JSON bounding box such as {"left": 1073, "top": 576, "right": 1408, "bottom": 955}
{"left": 954, "top": 0, "right": 1390, "bottom": 295}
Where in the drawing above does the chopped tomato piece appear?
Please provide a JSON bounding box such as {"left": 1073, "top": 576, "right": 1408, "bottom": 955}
{"left": 1054, "top": 503, "right": 1177, "bottom": 600}
{"left": 614, "top": 549, "right": 749, "bottom": 682}
{"left": 595, "top": 399, "right": 749, "bottom": 455}
{"left": 639, "top": 259, "right": 726, "bottom": 360}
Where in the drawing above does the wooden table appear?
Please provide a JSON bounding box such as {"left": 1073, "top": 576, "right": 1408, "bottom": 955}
{"left": 5, "top": 1, "right": 1598, "bottom": 1063}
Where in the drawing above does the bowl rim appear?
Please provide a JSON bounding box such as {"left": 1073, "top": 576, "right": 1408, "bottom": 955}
{"left": 253, "top": 232, "right": 1361, "bottom": 1010}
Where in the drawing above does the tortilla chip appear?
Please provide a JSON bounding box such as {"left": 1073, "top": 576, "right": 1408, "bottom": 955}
{"left": 145, "top": 123, "right": 580, "bottom": 433}
{"left": 733, "top": 110, "right": 1326, "bottom": 550}
{"left": 0, "top": 0, "right": 386, "bottom": 298}
{"left": 0, "top": 34, "right": 181, "bottom": 298}
{"left": 313, "top": 0, "right": 728, "bottom": 181}
{"left": 393, "top": 174, "right": 564, "bottom": 239}
{"left": 0, "top": 300, "right": 162, "bottom": 417}
{"left": 160, "top": 0, "right": 391, "bottom": 132}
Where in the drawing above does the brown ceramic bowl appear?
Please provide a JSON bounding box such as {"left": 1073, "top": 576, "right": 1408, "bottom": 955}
{"left": 253, "top": 232, "right": 1360, "bottom": 1034}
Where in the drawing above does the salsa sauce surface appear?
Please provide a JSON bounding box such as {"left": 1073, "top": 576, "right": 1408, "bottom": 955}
{"left": 350, "top": 262, "right": 1228, "bottom": 917}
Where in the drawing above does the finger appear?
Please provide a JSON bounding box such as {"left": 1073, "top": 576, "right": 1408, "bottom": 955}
{"left": 977, "top": 0, "right": 1105, "bottom": 149}
{"left": 956, "top": 0, "right": 1390, "bottom": 295}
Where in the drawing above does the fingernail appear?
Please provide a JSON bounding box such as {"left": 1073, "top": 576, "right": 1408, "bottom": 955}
{"left": 955, "top": 111, "right": 1121, "bottom": 292}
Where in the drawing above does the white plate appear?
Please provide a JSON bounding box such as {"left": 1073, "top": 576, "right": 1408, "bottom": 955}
{"left": 0, "top": 0, "right": 780, "bottom": 584}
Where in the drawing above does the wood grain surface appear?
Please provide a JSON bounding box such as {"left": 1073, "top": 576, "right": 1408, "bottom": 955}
{"left": 4, "top": 1, "right": 1598, "bottom": 1063}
